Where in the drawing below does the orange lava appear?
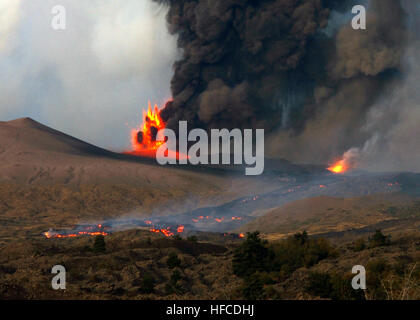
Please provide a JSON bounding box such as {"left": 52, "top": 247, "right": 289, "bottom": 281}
{"left": 126, "top": 101, "right": 188, "bottom": 161}
{"left": 150, "top": 228, "right": 174, "bottom": 237}
{"left": 149, "top": 225, "right": 185, "bottom": 237}
{"left": 131, "top": 102, "right": 165, "bottom": 151}
{"left": 327, "top": 159, "right": 349, "bottom": 174}
{"left": 43, "top": 231, "right": 108, "bottom": 239}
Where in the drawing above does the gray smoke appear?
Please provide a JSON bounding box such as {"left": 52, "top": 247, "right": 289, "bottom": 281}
{"left": 155, "top": 0, "right": 420, "bottom": 171}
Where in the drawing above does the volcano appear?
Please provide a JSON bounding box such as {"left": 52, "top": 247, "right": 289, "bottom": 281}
{"left": 0, "top": 117, "right": 293, "bottom": 229}
{"left": 0, "top": 117, "right": 223, "bottom": 187}
{"left": 2, "top": 117, "right": 418, "bottom": 242}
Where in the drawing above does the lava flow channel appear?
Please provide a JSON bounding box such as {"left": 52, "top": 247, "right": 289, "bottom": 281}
{"left": 43, "top": 224, "right": 109, "bottom": 239}
{"left": 150, "top": 225, "right": 185, "bottom": 237}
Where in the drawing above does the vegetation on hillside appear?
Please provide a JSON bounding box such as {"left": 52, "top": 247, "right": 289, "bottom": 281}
{"left": 0, "top": 226, "right": 418, "bottom": 300}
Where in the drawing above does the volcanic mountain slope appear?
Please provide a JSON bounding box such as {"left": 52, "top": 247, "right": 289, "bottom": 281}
{"left": 0, "top": 117, "right": 285, "bottom": 243}
{"left": 237, "top": 193, "right": 420, "bottom": 240}
{"left": 0, "top": 117, "right": 212, "bottom": 186}
{"left": 0, "top": 117, "right": 279, "bottom": 193}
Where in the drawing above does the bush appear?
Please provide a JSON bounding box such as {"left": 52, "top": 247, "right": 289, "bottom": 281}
{"left": 167, "top": 252, "right": 181, "bottom": 269}
{"left": 232, "top": 232, "right": 274, "bottom": 278}
{"left": 306, "top": 272, "right": 332, "bottom": 298}
{"left": 139, "top": 273, "right": 155, "bottom": 294}
{"left": 366, "top": 258, "right": 390, "bottom": 299}
{"left": 241, "top": 273, "right": 265, "bottom": 300}
{"left": 368, "top": 230, "right": 391, "bottom": 248}
{"left": 353, "top": 238, "right": 366, "bottom": 252}
{"left": 393, "top": 255, "right": 413, "bottom": 276}
{"left": 232, "top": 231, "right": 338, "bottom": 299}
{"left": 306, "top": 272, "right": 365, "bottom": 300}
{"left": 165, "top": 269, "right": 185, "bottom": 295}
{"left": 93, "top": 235, "right": 106, "bottom": 253}
{"left": 233, "top": 231, "right": 336, "bottom": 279}
{"left": 272, "top": 232, "right": 337, "bottom": 274}
{"left": 303, "top": 238, "right": 337, "bottom": 267}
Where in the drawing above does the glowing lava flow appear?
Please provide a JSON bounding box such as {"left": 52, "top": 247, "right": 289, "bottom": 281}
{"left": 43, "top": 221, "right": 185, "bottom": 239}
{"left": 150, "top": 225, "right": 185, "bottom": 237}
{"left": 43, "top": 231, "right": 109, "bottom": 239}
{"left": 43, "top": 225, "right": 109, "bottom": 239}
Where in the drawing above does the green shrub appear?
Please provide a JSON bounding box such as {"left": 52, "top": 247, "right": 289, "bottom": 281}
{"left": 272, "top": 232, "right": 337, "bottom": 274}
{"left": 232, "top": 231, "right": 338, "bottom": 299}
{"left": 393, "top": 255, "right": 413, "bottom": 276}
{"left": 170, "top": 269, "right": 182, "bottom": 283}
{"left": 353, "top": 238, "right": 366, "bottom": 252}
{"left": 306, "top": 272, "right": 332, "bottom": 298}
{"left": 165, "top": 269, "right": 185, "bottom": 295}
{"left": 232, "top": 232, "right": 274, "bottom": 278}
{"left": 368, "top": 230, "right": 391, "bottom": 248}
{"left": 303, "top": 238, "right": 337, "bottom": 267}
{"left": 367, "top": 258, "right": 389, "bottom": 275}
{"left": 241, "top": 273, "right": 265, "bottom": 300}
{"left": 139, "top": 273, "right": 155, "bottom": 294}
{"left": 366, "top": 258, "right": 390, "bottom": 299}
{"left": 93, "top": 235, "right": 106, "bottom": 253}
{"left": 294, "top": 230, "right": 308, "bottom": 245}
{"left": 306, "top": 272, "right": 365, "bottom": 300}
{"left": 167, "top": 252, "right": 181, "bottom": 269}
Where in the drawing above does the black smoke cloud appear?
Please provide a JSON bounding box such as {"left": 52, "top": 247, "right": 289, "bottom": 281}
{"left": 154, "top": 0, "right": 410, "bottom": 166}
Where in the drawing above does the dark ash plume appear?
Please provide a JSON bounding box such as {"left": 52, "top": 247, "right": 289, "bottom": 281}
{"left": 155, "top": 0, "right": 331, "bottom": 131}
{"left": 154, "top": 0, "right": 410, "bottom": 166}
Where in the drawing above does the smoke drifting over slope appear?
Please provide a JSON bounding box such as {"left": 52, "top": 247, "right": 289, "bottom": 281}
{"left": 155, "top": 0, "right": 419, "bottom": 170}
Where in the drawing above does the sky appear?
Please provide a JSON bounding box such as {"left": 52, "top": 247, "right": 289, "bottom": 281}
{"left": 1, "top": 1, "right": 419, "bottom": 172}
{"left": 0, "top": 0, "right": 178, "bottom": 151}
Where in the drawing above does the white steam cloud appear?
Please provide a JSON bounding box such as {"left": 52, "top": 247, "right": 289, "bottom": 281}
{"left": 0, "top": 0, "right": 21, "bottom": 52}
{"left": 0, "top": 0, "right": 178, "bottom": 151}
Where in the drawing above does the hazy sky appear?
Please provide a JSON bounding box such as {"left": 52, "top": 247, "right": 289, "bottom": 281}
{"left": 0, "top": 0, "right": 178, "bottom": 151}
